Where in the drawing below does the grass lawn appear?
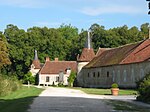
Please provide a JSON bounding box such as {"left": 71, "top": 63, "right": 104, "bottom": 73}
{"left": 73, "top": 87, "right": 137, "bottom": 95}
{"left": 0, "top": 86, "right": 43, "bottom": 112}
{"left": 106, "top": 100, "right": 150, "bottom": 111}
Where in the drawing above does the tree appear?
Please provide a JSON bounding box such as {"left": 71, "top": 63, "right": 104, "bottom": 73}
{"left": 67, "top": 71, "right": 76, "bottom": 87}
{"left": 140, "top": 23, "right": 149, "bottom": 39}
{"left": 0, "top": 32, "right": 11, "bottom": 71}
{"left": 137, "top": 73, "right": 150, "bottom": 103}
{"left": 23, "top": 72, "right": 35, "bottom": 84}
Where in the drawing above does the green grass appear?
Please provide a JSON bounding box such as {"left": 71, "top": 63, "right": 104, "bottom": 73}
{"left": 0, "top": 86, "right": 43, "bottom": 112}
{"left": 73, "top": 88, "right": 137, "bottom": 95}
{"left": 106, "top": 100, "right": 150, "bottom": 112}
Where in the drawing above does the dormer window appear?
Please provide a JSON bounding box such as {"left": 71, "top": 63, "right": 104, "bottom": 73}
{"left": 31, "top": 64, "right": 35, "bottom": 69}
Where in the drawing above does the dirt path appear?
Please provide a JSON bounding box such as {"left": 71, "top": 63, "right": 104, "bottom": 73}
{"left": 28, "top": 87, "right": 114, "bottom": 112}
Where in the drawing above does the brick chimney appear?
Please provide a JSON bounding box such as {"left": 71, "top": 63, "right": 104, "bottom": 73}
{"left": 55, "top": 58, "right": 58, "bottom": 61}
{"left": 46, "top": 57, "right": 50, "bottom": 61}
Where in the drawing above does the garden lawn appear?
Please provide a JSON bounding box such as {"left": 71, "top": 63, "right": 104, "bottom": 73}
{"left": 74, "top": 88, "right": 137, "bottom": 95}
{"left": 0, "top": 86, "right": 43, "bottom": 112}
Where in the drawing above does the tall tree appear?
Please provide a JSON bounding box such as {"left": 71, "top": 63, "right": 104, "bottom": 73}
{"left": 0, "top": 32, "right": 11, "bottom": 71}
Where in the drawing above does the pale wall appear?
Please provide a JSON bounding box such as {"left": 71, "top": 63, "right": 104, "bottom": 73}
{"left": 39, "top": 74, "right": 70, "bottom": 85}
{"left": 77, "top": 62, "right": 89, "bottom": 74}
{"left": 77, "top": 61, "right": 150, "bottom": 88}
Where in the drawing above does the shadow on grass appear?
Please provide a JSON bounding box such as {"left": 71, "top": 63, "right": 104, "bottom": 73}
{"left": 0, "top": 96, "right": 37, "bottom": 112}
{"left": 106, "top": 100, "right": 150, "bottom": 112}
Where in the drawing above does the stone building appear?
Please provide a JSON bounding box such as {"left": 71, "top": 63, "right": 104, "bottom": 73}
{"left": 38, "top": 57, "right": 76, "bottom": 86}
{"left": 30, "top": 51, "right": 77, "bottom": 86}
{"left": 77, "top": 39, "right": 150, "bottom": 88}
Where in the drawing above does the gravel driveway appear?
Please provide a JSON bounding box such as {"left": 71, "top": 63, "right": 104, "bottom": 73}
{"left": 28, "top": 87, "right": 115, "bottom": 112}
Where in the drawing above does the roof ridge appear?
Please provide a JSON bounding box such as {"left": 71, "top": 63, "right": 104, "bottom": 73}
{"left": 110, "top": 40, "right": 144, "bottom": 49}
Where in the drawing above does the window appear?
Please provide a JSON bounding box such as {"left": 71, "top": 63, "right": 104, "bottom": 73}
{"left": 93, "top": 72, "right": 95, "bottom": 77}
{"left": 112, "top": 70, "right": 115, "bottom": 82}
{"left": 56, "top": 76, "right": 59, "bottom": 82}
{"left": 123, "top": 70, "right": 127, "bottom": 82}
{"left": 46, "top": 76, "right": 50, "bottom": 82}
{"left": 98, "top": 72, "right": 100, "bottom": 77}
{"left": 107, "top": 71, "right": 109, "bottom": 77}
{"left": 140, "top": 69, "right": 144, "bottom": 78}
{"left": 88, "top": 73, "right": 90, "bottom": 77}
{"left": 131, "top": 69, "right": 135, "bottom": 82}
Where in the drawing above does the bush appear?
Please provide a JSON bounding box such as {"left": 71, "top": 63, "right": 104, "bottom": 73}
{"left": 111, "top": 83, "right": 119, "bottom": 88}
{"left": 23, "top": 72, "right": 35, "bottom": 84}
{"left": 136, "top": 73, "right": 150, "bottom": 103}
{"left": 67, "top": 71, "right": 76, "bottom": 87}
{"left": 0, "top": 74, "right": 21, "bottom": 96}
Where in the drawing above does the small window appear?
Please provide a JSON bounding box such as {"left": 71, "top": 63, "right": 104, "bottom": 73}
{"left": 88, "top": 73, "right": 90, "bottom": 77}
{"left": 93, "top": 72, "right": 95, "bottom": 77}
{"left": 46, "top": 76, "right": 50, "bottom": 82}
{"left": 56, "top": 76, "right": 59, "bottom": 82}
{"left": 107, "top": 72, "right": 109, "bottom": 77}
{"left": 98, "top": 72, "right": 100, "bottom": 77}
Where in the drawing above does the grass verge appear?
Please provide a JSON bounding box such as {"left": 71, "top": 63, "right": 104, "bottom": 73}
{"left": 106, "top": 100, "right": 150, "bottom": 112}
{"left": 73, "top": 88, "right": 137, "bottom": 95}
{"left": 0, "top": 86, "right": 43, "bottom": 112}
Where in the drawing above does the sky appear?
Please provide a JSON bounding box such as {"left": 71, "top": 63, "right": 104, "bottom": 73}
{"left": 0, "top": 0, "right": 149, "bottom": 32}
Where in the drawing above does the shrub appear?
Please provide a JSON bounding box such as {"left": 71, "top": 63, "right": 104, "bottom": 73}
{"left": 0, "top": 74, "right": 21, "bottom": 96}
{"left": 23, "top": 72, "right": 35, "bottom": 84}
{"left": 111, "top": 83, "right": 119, "bottom": 88}
{"left": 67, "top": 71, "right": 76, "bottom": 87}
{"left": 137, "top": 73, "right": 150, "bottom": 103}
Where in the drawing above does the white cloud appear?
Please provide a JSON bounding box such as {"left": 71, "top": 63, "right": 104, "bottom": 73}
{"left": 0, "top": 0, "right": 50, "bottom": 8}
{"left": 80, "top": 5, "right": 145, "bottom": 16}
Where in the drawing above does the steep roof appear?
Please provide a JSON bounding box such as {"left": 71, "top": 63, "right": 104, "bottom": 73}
{"left": 32, "top": 60, "right": 41, "bottom": 69}
{"left": 31, "top": 50, "right": 41, "bottom": 69}
{"left": 77, "top": 48, "right": 95, "bottom": 62}
{"left": 39, "top": 60, "right": 77, "bottom": 74}
{"left": 77, "top": 31, "right": 95, "bottom": 62}
{"left": 85, "top": 39, "right": 150, "bottom": 68}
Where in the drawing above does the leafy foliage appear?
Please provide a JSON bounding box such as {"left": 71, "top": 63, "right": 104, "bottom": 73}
{"left": 137, "top": 73, "right": 150, "bottom": 103}
{"left": 68, "top": 71, "right": 76, "bottom": 87}
{"left": 111, "top": 83, "right": 119, "bottom": 88}
{"left": 0, "top": 74, "right": 21, "bottom": 96}
{"left": 0, "top": 32, "right": 11, "bottom": 70}
{"left": 23, "top": 72, "right": 35, "bottom": 84}
{"left": 0, "top": 23, "right": 148, "bottom": 80}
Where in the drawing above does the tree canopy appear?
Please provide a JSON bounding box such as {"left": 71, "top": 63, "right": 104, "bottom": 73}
{"left": 0, "top": 23, "right": 149, "bottom": 79}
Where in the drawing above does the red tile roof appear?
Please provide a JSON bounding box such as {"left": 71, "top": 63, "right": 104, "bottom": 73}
{"left": 96, "top": 48, "right": 111, "bottom": 56}
{"left": 77, "top": 48, "right": 95, "bottom": 62}
{"left": 121, "top": 39, "right": 150, "bottom": 64}
{"left": 39, "top": 60, "right": 77, "bottom": 75}
{"left": 85, "top": 39, "right": 150, "bottom": 68}
{"left": 32, "top": 60, "right": 41, "bottom": 69}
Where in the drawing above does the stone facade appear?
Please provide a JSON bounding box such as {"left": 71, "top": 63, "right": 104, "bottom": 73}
{"left": 77, "top": 39, "right": 150, "bottom": 88}
{"left": 77, "top": 61, "right": 150, "bottom": 88}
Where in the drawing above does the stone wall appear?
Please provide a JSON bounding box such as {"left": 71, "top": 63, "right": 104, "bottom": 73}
{"left": 77, "top": 61, "right": 150, "bottom": 88}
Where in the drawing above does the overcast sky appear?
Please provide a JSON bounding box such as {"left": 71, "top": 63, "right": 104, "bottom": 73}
{"left": 0, "top": 0, "right": 149, "bottom": 32}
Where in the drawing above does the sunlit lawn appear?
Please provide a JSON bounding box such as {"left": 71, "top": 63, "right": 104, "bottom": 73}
{"left": 0, "top": 86, "right": 43, "bottom": 112}
{"left": 73, "top": 87, "right": 137, "bottom": 95}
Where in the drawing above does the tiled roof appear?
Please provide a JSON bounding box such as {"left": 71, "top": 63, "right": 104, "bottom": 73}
{"left": 85, "top": 39, "right": 150, "bottom": 68}
{"left": 77, "top": 48, "right": 95, "bottom": 62}
{"left": 39, "top": 60, "right": 77, "bottom": 74}
{"left": 32, "top": 60, "right": 41, "bottom": 69}
{"left": 96, "top": 48, "right": 111, "bottom": 56}
{"left": 121, "top": 39, "right": 150, "bottom": 64}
